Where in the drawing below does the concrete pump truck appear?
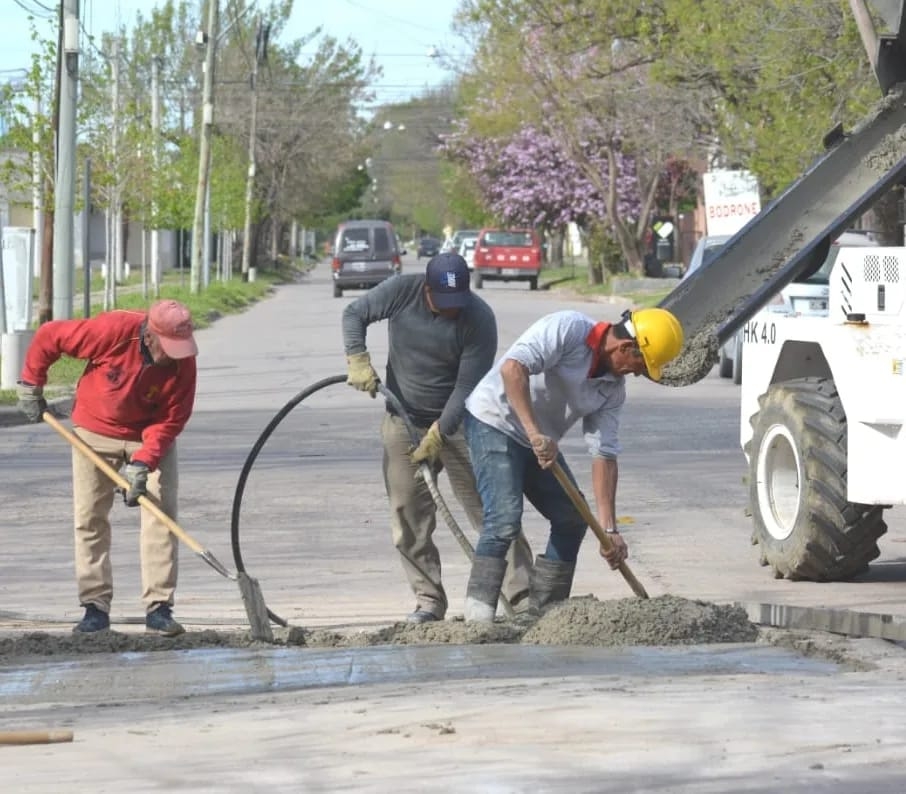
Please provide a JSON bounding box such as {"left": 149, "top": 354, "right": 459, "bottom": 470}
{"left": 659, "top": 0, "right": 906, "bottom": 582}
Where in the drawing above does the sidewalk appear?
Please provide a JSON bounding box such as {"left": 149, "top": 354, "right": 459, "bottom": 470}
{"left": 0, "top": 394, "right": 72, "bottom": 427}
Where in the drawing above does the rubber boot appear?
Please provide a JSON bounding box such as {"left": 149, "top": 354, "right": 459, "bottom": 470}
{"left": 529, "top": 555, "right": 576, "bottom": 614}
{"left": 463, "top": 555, "right": 508, "bottom": 623}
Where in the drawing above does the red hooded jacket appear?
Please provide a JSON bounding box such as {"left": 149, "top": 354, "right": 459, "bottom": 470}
{"left": 21, "top": 310, "right": 197, "bottom": 470}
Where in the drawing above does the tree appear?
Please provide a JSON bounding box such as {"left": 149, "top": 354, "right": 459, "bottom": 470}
{"left": 653, "top": 0, "right": 878, "bottom": 194}
{"left": 455, "top": 1, "right": 705, "bottom": 274}
{"left": 456, "top": 0, "right": 881, "bottom": 273}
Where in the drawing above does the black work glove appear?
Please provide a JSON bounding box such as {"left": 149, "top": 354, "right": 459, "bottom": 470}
{"left": 123, "top": 461, "right": 150, "bottom": 507}
{"left": 16, "top": 382, "right": 47, "bottom": 423}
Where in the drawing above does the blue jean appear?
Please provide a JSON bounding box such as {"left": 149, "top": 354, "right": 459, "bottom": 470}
{"left": 464, "top": 413, "right": 587, "bottom": 562}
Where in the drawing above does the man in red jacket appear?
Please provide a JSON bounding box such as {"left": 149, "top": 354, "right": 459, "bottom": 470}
{"left": 16, "top": 300, "right": 198, "bottom": 636}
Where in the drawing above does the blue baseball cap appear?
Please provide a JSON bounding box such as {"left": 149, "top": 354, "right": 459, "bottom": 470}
{"left": 425, "top": 253, "right": 471, "bottom": 309}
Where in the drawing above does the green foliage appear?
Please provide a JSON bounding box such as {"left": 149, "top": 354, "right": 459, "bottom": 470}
{"left": 0, "top": 24, "right": 57, "bottom": 210}
{"left": 585, "top": 223, "right": 625, "bottom": 279}
{"left": 0, "top": 272, "right": 278, "bottom": 403}
{"left": 301, "top": 164, "right": 370, "bottom": 228}
{"left": 457, "top": 0, "right": 881, "bottom": 208}
{"left": 653, "top": 0, "right": 878, "bottom": 194}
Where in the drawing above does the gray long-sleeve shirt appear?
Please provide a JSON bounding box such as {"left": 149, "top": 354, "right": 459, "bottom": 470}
{"left": 342, "top": 274, "right": 497, "bottom": 434}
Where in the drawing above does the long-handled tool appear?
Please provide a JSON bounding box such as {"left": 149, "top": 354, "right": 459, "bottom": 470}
{"left": 0, "top": 730, "right": 74, "bottom": 746}
{"left": 378, "top": 385, "right": 530, "bottom": 619}
{"left": 43, "top": 412, "right": 273, "bottom": 641}
{"left": 550, "top": 461, "right": 649, "bottom": 599}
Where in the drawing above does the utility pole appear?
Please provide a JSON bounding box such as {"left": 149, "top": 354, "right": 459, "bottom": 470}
{"left": 39, "top": 3, "right": 62, "bottom": 324}
{"left": 82, "top": 157, "right": 91, "bottom": 318}
{"left": 150, "top": 55, "right": 162, "bottom": 295}
{"left": 241, "top": 17, "right": 268, "bottom": 280}
{"left": 111, "top": 38, "right": 123, "bottom": 287}
{"left": 32, "top": 96, "right": 42, "bottom": 282}
{"left": 52, "top": 0, "right": 79, "bottom": 321}
{"left": 191, "top": 0, "right": 219, "bottom": 295}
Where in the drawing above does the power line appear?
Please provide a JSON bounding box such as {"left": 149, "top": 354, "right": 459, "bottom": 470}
{"left": 339, "top": 0, "right": 453, "bottom": 37}
{"left": 12, "top": 0, "right": 56, "bottom": 18}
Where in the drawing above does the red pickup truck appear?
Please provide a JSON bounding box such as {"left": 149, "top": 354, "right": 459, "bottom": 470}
{"left": 472, "top": 228, "right": 542, "bottom": 291}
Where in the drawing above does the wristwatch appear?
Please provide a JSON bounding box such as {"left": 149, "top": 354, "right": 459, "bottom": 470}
{"left": 604, "top": 527, "right": 619, "bottom": 534}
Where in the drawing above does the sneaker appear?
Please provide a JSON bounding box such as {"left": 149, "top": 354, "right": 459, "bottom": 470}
{"left": 72, "top": 604, "right": 110, "bottom": 634}
{"left": 145, "top": 603, "right": 185, "bottom": 636}
{"left": 406, "top": 609, "right": 441, "bottom": 624}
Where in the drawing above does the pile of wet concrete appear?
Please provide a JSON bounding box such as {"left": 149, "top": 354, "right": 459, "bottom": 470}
{"left": 0, "top": 595, "right": 758, "bottom": 659}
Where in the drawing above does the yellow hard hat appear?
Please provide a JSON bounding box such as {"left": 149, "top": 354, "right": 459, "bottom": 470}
{"left": 625, "top": 307, "right": 684, "bottom": 381}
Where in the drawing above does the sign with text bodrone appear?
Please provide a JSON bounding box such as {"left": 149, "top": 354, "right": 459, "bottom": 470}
{"left": 702, "top": 170, "right": 761, "bottom": 236}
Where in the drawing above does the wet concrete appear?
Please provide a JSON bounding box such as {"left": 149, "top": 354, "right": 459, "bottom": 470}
{"left": 0, "top": 642, "right": 839, "bottom": 708}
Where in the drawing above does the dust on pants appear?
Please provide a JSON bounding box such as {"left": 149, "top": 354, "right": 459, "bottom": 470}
{"left": 381, "top": 413, "right": 533, "bottom": 618}
{"left": 72, "top": 426, "right": 179, "bottom": 613}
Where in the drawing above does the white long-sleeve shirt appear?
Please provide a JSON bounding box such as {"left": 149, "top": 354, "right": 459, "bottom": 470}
{"left": 465, "top": 310, "right": 625, "bottom": 458}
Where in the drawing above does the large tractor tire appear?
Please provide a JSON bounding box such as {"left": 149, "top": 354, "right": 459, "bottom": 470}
{"left": 746, "top": 377, "right": 886, "bottom": 581}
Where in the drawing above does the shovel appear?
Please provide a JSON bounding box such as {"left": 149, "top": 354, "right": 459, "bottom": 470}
{"left": 550, "top": 461, "right": 649, "bottom": 599}
{"left": 43, "top": 412, "right": 274, "bottom": 641}
{"left": 377, "top": 385, "right": 525, "bottom": 618}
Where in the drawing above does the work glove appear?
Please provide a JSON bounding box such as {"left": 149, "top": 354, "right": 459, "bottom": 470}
{"left": 123, "top": 461, "right": 150, "bottom": 507}
{"left": 346, "top": 351, "right": 380, "bottom": 398}
{"left": 529, "top": 432, "right": 558, "bottom": 470}
{"left": 16, "top": 382, "right": 47, "bottom": 424}
{"left": 410, "top": 421, "right": 444, "bottom": 466}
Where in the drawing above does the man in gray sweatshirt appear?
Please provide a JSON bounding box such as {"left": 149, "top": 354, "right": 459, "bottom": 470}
{"left": 342, "top": 253, "right": 533, "bottom": 622}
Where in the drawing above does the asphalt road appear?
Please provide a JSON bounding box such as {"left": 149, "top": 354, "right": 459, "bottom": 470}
{"left": 3, "top": 254, "right": 906, "bottom": 792}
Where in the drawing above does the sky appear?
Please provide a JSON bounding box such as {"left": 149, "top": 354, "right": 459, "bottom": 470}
{"left": 1, "top": 0, "right": 468, "bottom": 106}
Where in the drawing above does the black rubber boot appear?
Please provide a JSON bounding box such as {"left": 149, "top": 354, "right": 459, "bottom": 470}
{"left": 463, "top": 555, "right": 508, "bottom": 623}
{"left": 529, "top": 555, "right": 576, "bottom": 614}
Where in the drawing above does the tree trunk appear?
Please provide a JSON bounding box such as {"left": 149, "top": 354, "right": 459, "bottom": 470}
{"left": 548, "top": 228, "right": 564, "bottom": 267}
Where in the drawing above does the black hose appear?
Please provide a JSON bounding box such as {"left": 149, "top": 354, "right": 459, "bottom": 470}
{"left": 230, "top": 374, "right": 501, "bottom": 628}
{"left": 230, "top": 374, "right": 347, "bottom": 627}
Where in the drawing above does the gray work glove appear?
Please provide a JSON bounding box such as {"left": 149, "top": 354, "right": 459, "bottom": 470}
{"left": 123, "top": 461, "right": 150, "bottom": 507}
{"left": 16, "top": 382, "right": 47, "bottom": 423}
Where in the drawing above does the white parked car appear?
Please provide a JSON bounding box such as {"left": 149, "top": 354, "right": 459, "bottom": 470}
{"left": 683, "top": 234, "right": 732, "bottom": 280}
{"left": 719, "top": 230, "right": 880, "bottom": 382}
{"left": 459, "top": 236, "right": 478, "bottom": 269}
{"left": 442, "top": 229, "right": 481, "bottom": 254}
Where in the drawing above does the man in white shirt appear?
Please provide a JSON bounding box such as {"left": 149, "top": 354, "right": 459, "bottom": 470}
{"left": 461, "top": 308, "right": 684, "bottom": 622}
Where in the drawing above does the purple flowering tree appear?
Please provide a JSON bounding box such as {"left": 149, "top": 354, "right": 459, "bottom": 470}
{"left": 452, "top": 0, "right": 707, "bottom": 275}
{"left": 442, "top": 122, "right": 643, "bottom": 276}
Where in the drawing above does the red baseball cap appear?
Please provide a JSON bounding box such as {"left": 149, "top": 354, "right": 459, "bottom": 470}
{"left": 147, "top": 300, "right": 198, "bottom": 359}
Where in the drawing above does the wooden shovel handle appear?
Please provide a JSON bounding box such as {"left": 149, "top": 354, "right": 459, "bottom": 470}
{"left": 0, "top": 730, "right": 74, "bottom": 745}
{"left": 551, "top": 462, "right": 649, "bottom": 599}
{"left": 42, "top": 412, "right": 205, "bottom": 555}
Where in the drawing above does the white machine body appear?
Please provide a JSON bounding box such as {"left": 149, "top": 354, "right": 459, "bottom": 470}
{"left": 740, "top": 246, "right": 906, "bottom": 505}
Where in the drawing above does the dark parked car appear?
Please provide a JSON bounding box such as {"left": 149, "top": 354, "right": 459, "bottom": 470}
{"left": 331, "top": 219, "right": 402, "bottom": 298}
{"left": 417, "top": 236, "right": 441, "bottom": 259}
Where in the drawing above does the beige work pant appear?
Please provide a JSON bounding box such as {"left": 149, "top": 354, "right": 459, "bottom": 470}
{"left": 381, "top": 414, "right": 533, "bottom": 619}
{"left": 71, "top": 427, "right": 179, "bottom": 614}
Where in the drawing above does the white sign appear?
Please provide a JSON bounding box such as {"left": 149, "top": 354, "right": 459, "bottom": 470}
{"left": 702, "top": 170, "right": 761, "bottom": 236}
{"left": 2, "top": 227, "right": 35, "bottom": 332}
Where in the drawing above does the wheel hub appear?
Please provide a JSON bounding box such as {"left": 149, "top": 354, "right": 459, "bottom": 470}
{"left": 756, "top": 423, "right": 803, "bottom": 541}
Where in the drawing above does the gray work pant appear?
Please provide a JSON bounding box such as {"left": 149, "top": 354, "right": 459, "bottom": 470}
{"left": 381, "top": 413, "right": 532, "bottom": 618}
